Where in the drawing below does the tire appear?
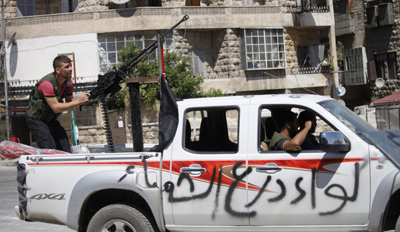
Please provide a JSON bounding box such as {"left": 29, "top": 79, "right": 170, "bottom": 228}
{"left": 87, "top": 204, "right": 155, "bottom": 232}
{"left": 396, "top": 215, "right": 400, "bottom": 232}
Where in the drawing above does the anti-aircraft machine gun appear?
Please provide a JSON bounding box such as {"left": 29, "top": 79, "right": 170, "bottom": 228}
{"left": 88, "top": 15, "right": 189, "bottom": 152}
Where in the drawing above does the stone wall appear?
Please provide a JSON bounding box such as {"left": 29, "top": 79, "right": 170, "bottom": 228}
{"left": 79, "top": 0, "right": 109, "bottom": 12}
{"left": 78, "top": 123, "right": 159, "bottom": 145}
{"left": 173, "top": 27, "right": 321, "bottom": 80}
{"left": 174, "top": 29, "right": 244, "bottom": 80}
{"left": 77, "top": 107, "right": 160, "bottom": 145}
{"left": 1, "top": 0, "right": 17, "bottom": 18}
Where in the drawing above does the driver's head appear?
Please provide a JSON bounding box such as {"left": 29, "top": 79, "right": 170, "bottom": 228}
{"left": 298, "top": 110, "right": 317, "bottom": 133}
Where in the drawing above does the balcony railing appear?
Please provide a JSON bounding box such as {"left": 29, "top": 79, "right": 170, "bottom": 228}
{"left": 288, "top": 6, "right": 330, "bottom": 13}
{"left": 292, "top": 65, "right": 332, "bottom": 74}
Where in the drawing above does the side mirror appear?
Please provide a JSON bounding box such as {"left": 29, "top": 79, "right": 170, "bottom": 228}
{"left": 319, "top": 131, "right": 350, "bottom": 153}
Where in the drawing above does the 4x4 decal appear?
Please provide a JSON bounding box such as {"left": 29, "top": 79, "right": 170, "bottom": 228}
{"left": 30, "top": 193, "right": 66, "bottom": 201}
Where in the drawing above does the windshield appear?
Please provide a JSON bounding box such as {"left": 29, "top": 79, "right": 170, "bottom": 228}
{"left": 318, "top": 100, "right": 377, "bottom": 144}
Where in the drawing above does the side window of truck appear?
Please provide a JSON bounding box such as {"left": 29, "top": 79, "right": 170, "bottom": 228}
{"left": 184, "top": 107, "right": 239, "bottom": 153}
{"left": 259, "top": 106, "right": 335, "bottom": 152}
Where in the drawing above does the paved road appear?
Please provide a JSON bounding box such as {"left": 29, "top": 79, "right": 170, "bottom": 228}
{"left": 0, "top": 165, "right": 74, "bottom": 232}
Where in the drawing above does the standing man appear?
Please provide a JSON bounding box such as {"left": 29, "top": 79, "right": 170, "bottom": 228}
{"left": 269, "top": 110, "right": 312, "bottom": 151}
{"left": 25, "top": 55, "right": 89, "bottom": 152}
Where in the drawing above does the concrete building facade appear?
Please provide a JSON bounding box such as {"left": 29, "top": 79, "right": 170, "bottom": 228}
{"left": 334, "top": 0, "right": 400, "bottom": 109}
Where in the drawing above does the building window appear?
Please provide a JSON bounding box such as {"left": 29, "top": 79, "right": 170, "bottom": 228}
{"left": 62, "top": 0, "right": 78, "bottom": 13}
{"left": 341, "top": 47, "right": 368, "bottom": 85}
{"left": 243, "top": 28, "right": 286, "bottom": 70}
{"left": 98, "top": 32, "right": 173, "bottom": 73}
{"left": 17, "top": 0, "right": 35, "bottom": 16}
{"left": 297, "top": 45, "right": 327, "bottom": 73}
{"left": 375, "top": 52, "right": 397, "bottom": 80}
{"left": 186, "top": 0, "right": 200, "bottom": 6}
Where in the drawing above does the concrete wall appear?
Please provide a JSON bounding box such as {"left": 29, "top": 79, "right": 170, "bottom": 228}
{"left": 6, "top": 33, "right": 100, "bottom": 87}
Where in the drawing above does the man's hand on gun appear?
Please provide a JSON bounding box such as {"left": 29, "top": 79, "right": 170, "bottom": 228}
{"left": 78, "top": 92, "right": 90, "bottom": 105}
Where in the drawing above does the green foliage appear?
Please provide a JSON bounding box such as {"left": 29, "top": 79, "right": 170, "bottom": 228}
{"left": 325, "top": 41, "right": 345, "bottom": 62}
{"left": 106, "top": 86, "right": 128, "bottom": 110}
{"left": 107, "top": 43, "right": 206, "bottom": 109}
{"left": 336, "top": 41, "right": 344, "bottom": 61}
{"left": 164, "top": 53, "right": 203, "bottom": 99}
{"left": 202, "top": 88, "right": 226, "bottom": 97}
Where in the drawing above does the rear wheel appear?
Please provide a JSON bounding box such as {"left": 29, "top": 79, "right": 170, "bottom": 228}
{"left": 87, "top": 204, "right": 155, "bottom": 232}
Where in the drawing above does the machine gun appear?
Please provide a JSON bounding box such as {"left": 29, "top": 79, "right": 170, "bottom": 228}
{"left": 88, "top": 15, "right": 189, "bottom": 152}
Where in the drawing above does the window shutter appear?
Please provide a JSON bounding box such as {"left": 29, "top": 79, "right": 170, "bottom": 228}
{"left": 61, "top": 0, "right": 69, "bottom": 13}
{"left": 17, "top": 0, "right": 35, "bottom": 16}
{"left": 343, "top": 47, "right": 367, "bottom": 85}
{"left": 368, "top": 60, "right": 377, "bottom": 81}
{"left": 188, "top": 50, "right": 205, "bottom": 76}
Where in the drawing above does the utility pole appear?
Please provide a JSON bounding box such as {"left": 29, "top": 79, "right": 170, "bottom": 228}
{"left": 328, "top": 0, "right": 340, "bottom": 98}
{"left": 1, "top": 0, "right": 10, "bottom": 140}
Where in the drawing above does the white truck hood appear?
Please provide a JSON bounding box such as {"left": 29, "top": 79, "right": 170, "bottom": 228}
{"left": 360, "top": 130, "right": 400, "bottom": 170}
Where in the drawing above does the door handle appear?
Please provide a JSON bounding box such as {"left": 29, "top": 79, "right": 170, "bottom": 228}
{"left": 256, "top": 163, "right": 282, "bottom": 174}
{"left": 180, "top": 167, "right": 207, "bottom": 173}
{"left": 180, "top": 164, "right": 206, "bottom": 176}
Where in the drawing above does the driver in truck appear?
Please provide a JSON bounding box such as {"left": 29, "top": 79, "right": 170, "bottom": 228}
{"left": 269, "top": 110, "right": 312, "bottom": 151}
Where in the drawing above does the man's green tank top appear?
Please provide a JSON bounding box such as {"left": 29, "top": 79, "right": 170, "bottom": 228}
{"left": 26, "top": 73, "right": 70, "bottom": 123}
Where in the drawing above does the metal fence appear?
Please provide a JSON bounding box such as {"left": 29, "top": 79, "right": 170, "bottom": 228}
{"left": 375, "top": 106, "right": 400, "bottom": 130}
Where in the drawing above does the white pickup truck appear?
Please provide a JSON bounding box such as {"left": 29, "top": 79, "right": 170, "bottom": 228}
{"left": 13, "top": 94, "right": 400, "bottom": 232}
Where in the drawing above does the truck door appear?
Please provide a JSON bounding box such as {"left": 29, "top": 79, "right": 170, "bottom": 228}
{"left": 245, "top": 104, "right": 370, "bottom": 230}
{"left": 163, "top": 105, "right": 250, "bottom": 228}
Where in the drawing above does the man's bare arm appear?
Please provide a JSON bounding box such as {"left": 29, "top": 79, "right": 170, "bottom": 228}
{"left": 45, "top": 93, "right": 89, "bottom": 113}
{"left": 283, "top": 121, "right": 312, "bottom": 151}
